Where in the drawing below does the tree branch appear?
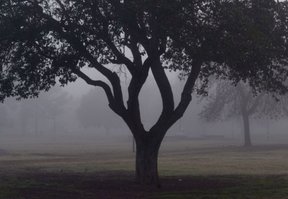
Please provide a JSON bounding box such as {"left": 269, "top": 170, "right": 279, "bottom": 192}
{"left": 33, "top": 5, "right": 127, "bottom": 116}
{"left": 72, "top": 68, "right": 113, "bottom": 100}
{"left": 165, "top": 59, "right": 203, "bottom": 130}
{"left": 103, "top": 38, "right": 136, "bottom": 75}
{"left": 109, "top": 0, "right": 149, "bottom": 48}
{"left": 72, "top": 68, "right": 125, "bottom": 115}
{"left": 126, "top": 57, "right": 151, "bottom": 135}
{"left": 149, "top": 58, "right": 174, "bottom": 132}
{"left": 128, "top": 38, "right": 142, "bottom": 67}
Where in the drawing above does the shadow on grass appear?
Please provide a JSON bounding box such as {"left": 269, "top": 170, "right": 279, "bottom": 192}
{"left": 153, "top": 175, "right": 288, "bottom": 199}
{"left": 1, "top": 171, "right": 288, "bottom": 199}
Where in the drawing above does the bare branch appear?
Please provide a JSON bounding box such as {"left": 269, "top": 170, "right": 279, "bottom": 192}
{"left": 125, "top": 57, "right": 151, "bottom": 135}
{"left": 71, "top": 68, "right": 114, "bottom": 104}
{"left": 128, "top": 39, "right": 142, "bottom": 68}
{"left": 103, "top": 38, "right": 136, "bottom": 75}
{"left": 166, "top": 59, "right": 203, "bottom": 129}
{"left": 37, "top": 10, "right": 127, "bottom": 111}
{"left": 149, "top": 58, "right": 174, "bottom": 131}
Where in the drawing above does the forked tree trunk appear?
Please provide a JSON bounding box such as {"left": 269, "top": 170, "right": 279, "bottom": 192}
{"left": 242, "top": 113, "right": 252, "bottom": 147}
{"left": 134, "top": 134, "right": 163, "bottom": 187}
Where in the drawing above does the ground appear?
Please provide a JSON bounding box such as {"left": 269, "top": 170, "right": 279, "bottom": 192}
{"left": 1, "top": 172, "right": 288, "bottom": 199}
{"left": 1, "top": 134, "right": 288, "bottom": 198}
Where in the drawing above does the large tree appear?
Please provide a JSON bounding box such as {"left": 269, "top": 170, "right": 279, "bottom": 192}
{"left": 0, "top": 0, "right": 288, "bottom": 185}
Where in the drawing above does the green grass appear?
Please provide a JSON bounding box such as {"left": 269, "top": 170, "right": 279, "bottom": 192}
{"left": 2, "top": 137, "right": 288, "bottom": 198}
{"left": 158, "top": 148, "right": 288, "bottom": 176}
{"left": 154, "top": 176, "right": 288, "bottom": 199}
{"left": 2, "top": 143, "right": 288, "bottom": 176}
{"left": 1, "top": 174, "right": 288, "bottom": 199}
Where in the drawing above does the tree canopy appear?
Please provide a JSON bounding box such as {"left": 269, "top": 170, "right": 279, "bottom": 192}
{"left": 1, "top": 0, "right": 288, "bottom": 100}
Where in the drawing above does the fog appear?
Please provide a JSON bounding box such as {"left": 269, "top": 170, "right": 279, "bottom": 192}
{"left": 1, "top": 72, "right": 288, "bottom": 154}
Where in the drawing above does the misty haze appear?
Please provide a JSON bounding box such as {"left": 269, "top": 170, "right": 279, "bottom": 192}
{"left": 2, "top": 78, "right": 288, "bottom": 150}
{"left": 1, "top": 0, "right": 288, "bottom": 198}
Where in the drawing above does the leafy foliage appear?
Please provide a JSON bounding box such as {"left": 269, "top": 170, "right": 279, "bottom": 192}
{"left": 168, "top": 0, "right": 288, "bottom": 95}
{"left": 0, "top": 0, "right": 287, "bottom": 101}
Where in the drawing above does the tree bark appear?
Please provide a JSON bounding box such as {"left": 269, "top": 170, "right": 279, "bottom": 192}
{"left": 242, "top": 113, "right": 252, "bottom": 147}
{"left": 238, "top": 84, "right": 252, "bottom": 147}
{"left": 134, "top": 134, "right": 162, "bottom": 187}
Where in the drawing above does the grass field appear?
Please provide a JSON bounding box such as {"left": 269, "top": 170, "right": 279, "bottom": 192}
{"left": 1, "top": 135, "right": 288, "bottom": 198}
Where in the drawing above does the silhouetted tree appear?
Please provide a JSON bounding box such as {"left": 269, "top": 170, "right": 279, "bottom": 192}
{"left": 0, "top": 0, "right": 288, "bottom": 185}
{"left": 200, "top": 81, "right": 288, "bottom": 147}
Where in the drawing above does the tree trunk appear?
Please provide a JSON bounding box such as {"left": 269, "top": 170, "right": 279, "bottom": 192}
{"left": 242, "top": 113, "right": 252, "bottom": 147}
{"left": 135, "top": 136, "right": 162, "bottom": 187}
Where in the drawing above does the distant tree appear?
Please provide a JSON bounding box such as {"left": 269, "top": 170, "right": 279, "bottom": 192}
{"left": 200, "top": 81, "right": 288, "bottom": 147}
{"left": 18, "top": 99, "right": 37, "bottom": 134}
{"left": 18, "top": 86, "right": 70, "bottom": 134}
{"left": 0, "top": 0, "right": 288, "bottom": 185}
{"left": 38, "top": 86, "right": 70, "bottom": 132}
{"left": 0, "top": 104, "right": 11, "bottom": 130}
